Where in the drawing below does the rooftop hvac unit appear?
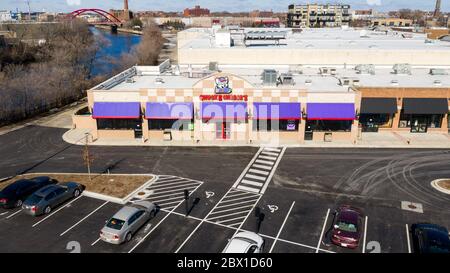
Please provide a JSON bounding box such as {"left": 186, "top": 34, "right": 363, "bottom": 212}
{"left": 430, "top": 68, "right": 448, "bottom": 75}
{"left": 278, "top": 73, "right": 295, "bottom": 86}
{"left": 391, "top": 79, "right": 399, "bottom": 86}
{"left": 355, "top": 64, "right": 375, "bottom": 75}
{"left": 125, "top": 77, "right": 135, "bottom": 83}
{"left": 433, "top": 80, "right": 442, "bottom": 86}
{"left": 209, "top": 62, "right": 219, "bottom": 71}
{"left": 339, "top": 77, "right": 360, "bottom": 86}
{"left": 319, "top": 67, "right": 337, "bottom": 75}
{"left": 262, "top": 69, "right": 278, "bottom": 86}
{"left": 392, "top": 63, "right": 411, "bottom": 75}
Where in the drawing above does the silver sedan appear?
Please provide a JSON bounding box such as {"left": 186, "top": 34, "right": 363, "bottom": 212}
{"left": 100, "top": 201, "right": 157, "bottom": 244}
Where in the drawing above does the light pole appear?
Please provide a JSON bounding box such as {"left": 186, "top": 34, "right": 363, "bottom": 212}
{"left": 83, "top": 132, "right": 94, "bottom": 181}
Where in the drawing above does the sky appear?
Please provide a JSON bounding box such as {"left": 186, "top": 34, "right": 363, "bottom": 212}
{"left": 2, "top": 0, "right": 448, "bottom": 13}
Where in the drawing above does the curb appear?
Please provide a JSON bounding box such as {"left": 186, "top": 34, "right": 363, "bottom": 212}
{"left": 82, "top": 191, "right": 125, "bottom": 204}
{"left": 430, "top": 179, "right": 450, "bottom": 195}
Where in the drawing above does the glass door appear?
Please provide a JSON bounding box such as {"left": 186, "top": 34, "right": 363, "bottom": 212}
{"left": 410, "top": 115, "right": 428, "bottom": 133}
{"left": 134, "top": 121, "right": 143, "bottom": 138}
{"left": 216, "top": 121, "right": 230, "bottom": 139}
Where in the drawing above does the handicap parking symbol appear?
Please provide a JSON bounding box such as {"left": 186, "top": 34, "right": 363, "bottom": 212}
{"left": 267, "top": 205, "right": 278, "bottom": 213}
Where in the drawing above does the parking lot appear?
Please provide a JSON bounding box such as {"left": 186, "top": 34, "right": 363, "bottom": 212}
{"left": 0, "top": 126, "right": 450, "bottom": 253}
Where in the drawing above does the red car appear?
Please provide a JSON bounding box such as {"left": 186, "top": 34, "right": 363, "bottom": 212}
{"left": 331, "top": 206, "right": 363, "bottom": 249}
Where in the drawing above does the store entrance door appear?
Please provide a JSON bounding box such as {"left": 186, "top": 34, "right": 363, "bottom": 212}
{"left": 410, "top": 115, "right": 428, "bottom": 133}
{"left": 216, "top": 122, "right": 230, "bottom": 139}
{"left": 134, "top": 122, "right": 143, "bottom": 138}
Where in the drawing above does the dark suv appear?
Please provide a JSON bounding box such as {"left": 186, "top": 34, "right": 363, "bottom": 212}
{"left": 411, "top": 223, "right": 450, "bottom": 253}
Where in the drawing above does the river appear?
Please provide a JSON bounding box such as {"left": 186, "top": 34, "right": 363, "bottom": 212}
{"left": 90, "top": 27, "right": 141, "bottom": 77}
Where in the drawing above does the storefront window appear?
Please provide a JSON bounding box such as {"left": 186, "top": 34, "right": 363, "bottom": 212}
{"left": 306, "top": 120, "right": 352, "bottom": 132}
{"left": 253, "top": 119, "right": 299, "bottom": 132}
{"left": 427, "top": 115, "right": 443, "bottom": 128}
{"left": 359, "top": 114, "right": 393, "bottom": 129}
{"left": 398, "top": 112, "right": 410, "bottom": 128}
{"left": 97, "top": 119, "right": 141, "bottom": 130}
{"left": 148, "top": 119, "right": 192, "bottom": 131}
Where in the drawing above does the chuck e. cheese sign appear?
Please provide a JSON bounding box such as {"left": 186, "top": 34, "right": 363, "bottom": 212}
{"left": 199, "top": 76, "right": 248, "bottom": 101}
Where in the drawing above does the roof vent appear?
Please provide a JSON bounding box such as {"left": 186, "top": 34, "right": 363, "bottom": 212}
{"left": 391, "top": 79, "right": 399, "bottom": 86}
{"left": 433, "top": 80, "right": 442, "bottom": 86}
{"left": 261, "top": 69, "right": 278, "bottom": 86}
{"left": 209, "top": 62, "right": 219, "bottom": 71}
{"left": 305, "top": 79, "right": 312, "bottom": 85}
{"left": 305, "top": 44, "right": 314, "bottom": 48}
{"left": 360, "top": 30, "right": 370, "bottom": 38}
{"left": 125, "top": 77, "right": 135, "bottom": 83}
{"left": 393, "top": 63, "right": 411, "bottom": 75}
{"left": 401, "top": 33, "right": 413, "bottom": 39}
{"left": 369, "top": 44, "right": 378, "bottom": 49}
{"left": 155, "top": 78, "right": 165, "bottom": 84}
{"left": 355, "top": 64, "right": 375, "bottom": 75}
{"left": 278, "top": 73, "right": 295, "bottom": 86}
{"left": 430, "top": 68, "right": 448, "bottom": 75}
{"left": 339, "top": 77, "right": 360, "bottom": 87}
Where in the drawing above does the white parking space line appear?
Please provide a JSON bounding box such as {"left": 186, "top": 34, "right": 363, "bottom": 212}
{"left": 218, "top": 195, "right": 259, "bottom": 204}
{"left": 91, "top": 237, "right": 101, "bottom": 246}
{"left": 32, "top": 195, "right": 83, "bottom": 227}
{"left": 237, "top": 185, "right": 260, "bottom": 193}
{"left": 217, "top": 216, "right": 248, "bottom": 224}
{"left": 157, "top": 200, "right": 185, "bottom": 207}
{"left": 248, "top": 169, "right": 269, "bottom": 176}
{"left": 5, "top": 209, "right": 22, "bottom": 219}
{"left": 146, "top": 192, "right": 184, "bottom": 200}
{"left": 316, "top": 208, "right": 330, "bottom": 253}
{"left": 129, "top": 187, "right": 202, "bottom": 253}
{"left": 175, "top": 188, "right": 235, "bottom": 253}
{"left": 150, "top": 186, "right": 198, "bottom": 196}
{"left": 405, "top": 224, "right": 412, "bottom": 253}
{"left": 209, "top": 204, "right": 254, "bottom": 215}
{"left": 215, "top": 199, "right": 257, "bottom": 209}
{"left": 148, "top": 183, "right": 199, "bottom": 192}
{"left": 0, "top": 211, "right": 9, "bottom": 216}
{"left": 207, "top": 210, "right": 251, "bottom": 221}
{"left": 269, "top": 201, "right": 295, "bottom": 253}
{"left": 362, "top": 216, "right": 368, "bottom": 253}
{"left": 149, "top": 195, "right": 185, "bottom": 204}
{"left": 60, "top": 201, "right": 109, "bottom": 236}
{"left": 223, "top": 191, "right": 252, "bottom": 198}
{"left": 231, "top": 194, "right": 262, "bottom": 236}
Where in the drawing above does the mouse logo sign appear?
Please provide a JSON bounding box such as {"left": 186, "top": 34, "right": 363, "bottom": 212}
{"left": 215, "top": 76, "right": 232, "bottom": 94}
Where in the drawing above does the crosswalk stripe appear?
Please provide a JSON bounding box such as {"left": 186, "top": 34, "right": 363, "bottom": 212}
{"left": 209, "top": 204, "right": 255, "bottom": 215}
{"left": 263, "top": 147, "right": 281, "bottom": 152}
{"left": 241, "top": 179, "right": 264, "bottom": 187}
{"left": 207, "top": 210, "right": 250, "bottom": 221}
{"left": 261, "top": 151, "right": 280, "bottom": 156}
{"left": 244, "top": 174, "right": 266, "bottom": 181}
{"left": 258, "top": 155, "right": 278, "bottom": 161}
{"left": 248, "top": 168, "right": 269, "bottom": 175}
{"left": 251, "top": 164, "right": 273, "bottom": 170}
{"left": 237, "top": 185, "right": 260, "bottom": 193}
{"left": 255, "top": 159, "right": 275, "bottom": 165}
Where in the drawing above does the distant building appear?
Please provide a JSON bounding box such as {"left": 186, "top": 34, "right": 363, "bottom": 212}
{"left": 0, "top": 10, "right": 14, "bottom": 22}
{"left": 109, "top": 9, "right": 133, "bottom": 21}
{"left": 351, "top": 9, "right": 375, "bottom": 21}
{"left": 183, "top": 5, "right": 210, "bottom": 17}
{"left": 287, "top": 3, "right": 351, "bottom": 28}
{"left": 249, "top": 10, "right": 274, "bottom": 18}
{"left": 371, "top": 18, "right": 413, "bottom": 27}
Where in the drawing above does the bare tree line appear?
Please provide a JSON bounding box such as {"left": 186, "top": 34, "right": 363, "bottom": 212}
{"left": 0, "top": 19, "right": 164, "bottom": 126}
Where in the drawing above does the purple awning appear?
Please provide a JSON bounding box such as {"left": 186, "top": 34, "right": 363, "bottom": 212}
{"left": 92, "top": 102, "right": 140, "bottom": 119}
{"left": 307, "top": 103, "right": 355, "bottom": 120}
{"left": 253, "top": 103, "right": 301, "bottom": 120}
{"left": 146, "top": 102, "right": 193, "bottom": 119}
{"left": 201, "top": 102, "right": 247, "bottom": 119}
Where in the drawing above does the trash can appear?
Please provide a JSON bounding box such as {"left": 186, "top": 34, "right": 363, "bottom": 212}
{"left": 163, "top": 130, "right": 172, "bottom": 141}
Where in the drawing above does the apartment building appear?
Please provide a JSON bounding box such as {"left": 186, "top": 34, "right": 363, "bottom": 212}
{"left": 287, "top": 3, "right": 351, "bottom": 28}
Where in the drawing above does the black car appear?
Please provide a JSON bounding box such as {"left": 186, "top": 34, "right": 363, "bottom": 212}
{"left": 411, "top": 223, "right": 450, "bottom": 253}
{"left": 0, "top": 177, "right": 57, "bottom": 209}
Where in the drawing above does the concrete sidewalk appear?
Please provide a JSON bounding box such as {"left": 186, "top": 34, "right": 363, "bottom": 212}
{"left": 63, "top": 128, "right": 450, "bottom": 149}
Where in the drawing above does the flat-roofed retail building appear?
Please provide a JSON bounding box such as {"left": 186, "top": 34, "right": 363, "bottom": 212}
{"left": 72, "top": 61, "right": 450, "bottom": 145}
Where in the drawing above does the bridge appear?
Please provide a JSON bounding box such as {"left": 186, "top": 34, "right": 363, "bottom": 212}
{"left": 68, "top": 8, "right": 123, "bottom": 27}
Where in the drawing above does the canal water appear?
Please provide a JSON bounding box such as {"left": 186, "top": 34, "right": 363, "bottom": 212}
{"left": 90, "top": 27, "right": 141, "bottom": 77}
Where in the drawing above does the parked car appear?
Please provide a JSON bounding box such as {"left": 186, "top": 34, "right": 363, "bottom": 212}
{"left": 222, "top": 231, "right": 265, "bottom": 253}
{"left": 331, "top": 205, "right": 363, "bottom": 249}
{"left": 22, "top": 182, "right": 85, "bottom": 216}
{"left": 0, "top": 177, "right": 57, "bottom": 209}
{"left": 100, "top": 201, "right": 157, "bottom": 244}
{"left": 411, "top": 223, "right": 450, "bottom": 253}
